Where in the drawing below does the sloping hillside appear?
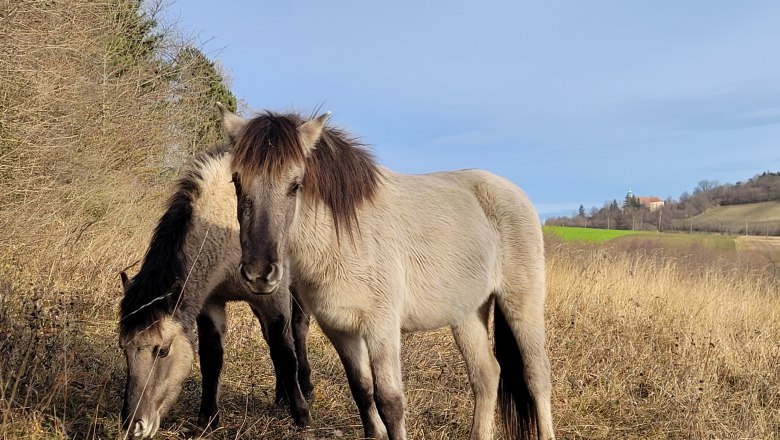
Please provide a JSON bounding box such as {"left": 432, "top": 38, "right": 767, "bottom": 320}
{"left": 688, "top": 201, "right": 780, "bottom": 235}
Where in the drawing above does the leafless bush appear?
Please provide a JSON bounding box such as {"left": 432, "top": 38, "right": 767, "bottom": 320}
{"left": 0, "top": 0, "right": 234, "bottom": 436}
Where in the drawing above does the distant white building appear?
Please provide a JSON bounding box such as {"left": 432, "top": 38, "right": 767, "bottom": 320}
{"left": 636, "top": 196, "right": 664, "bottom": 211}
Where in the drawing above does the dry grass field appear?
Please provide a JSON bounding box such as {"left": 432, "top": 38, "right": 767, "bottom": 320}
{"left": 2, "top": 1, "right": 779, "bottom": 439}
{"left": 2, "top": 233, "right": 778, "bottom": 439}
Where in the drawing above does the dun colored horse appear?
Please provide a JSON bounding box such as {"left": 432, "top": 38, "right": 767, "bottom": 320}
{"left": 118, "top": 146, "right": 312, "bottom": 438}
{"left": 221, "top": 105, "right": 554, "bottom": 440}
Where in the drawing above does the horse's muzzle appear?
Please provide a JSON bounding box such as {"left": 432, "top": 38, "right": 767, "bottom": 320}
{"left": 126, "top": 416, "right": 160, "bottom": 438}
{"left": 238, "top": 261, "right": 282, "bottom": 294}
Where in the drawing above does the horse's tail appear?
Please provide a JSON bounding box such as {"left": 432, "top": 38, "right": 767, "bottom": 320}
{"left": 494, "top": 301, "right": 539, "bottom": 439}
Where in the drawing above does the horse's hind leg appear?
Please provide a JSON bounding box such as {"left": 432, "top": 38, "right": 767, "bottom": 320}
{"left": 196, "top": 302, "right": 227, "bottom": 429}
{"left": 291, "top": 289, "right": 313, "bottom": 400}
{"left": 251, "top": 302, "right": 311, "bottom": 427}
{"left": 320, "top": 325, "right": 388, "bottom": 439}
{"left": 451, "top": 301, "right": 500, "bottom": 440}
{"left": 495, "top": 288, "right": 554, "bottom": 440}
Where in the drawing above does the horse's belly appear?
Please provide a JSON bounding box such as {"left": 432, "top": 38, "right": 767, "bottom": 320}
{"left": 400, "top": 282, "right": 492, "bottom": 331}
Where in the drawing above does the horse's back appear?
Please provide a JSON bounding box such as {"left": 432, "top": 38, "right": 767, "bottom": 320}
{"left": 416, "top": 168, "right": 543, "bottom": 250}
{"left": 364, "top": 169, "right": 542, "bottom": 330}
{"left": 412, "top": 169, "right": 546, "bottom": 295}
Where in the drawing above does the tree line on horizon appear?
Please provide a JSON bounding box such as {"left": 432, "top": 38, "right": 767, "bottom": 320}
{"left": 545, "top": 172, "right": 780, "bottom": 235}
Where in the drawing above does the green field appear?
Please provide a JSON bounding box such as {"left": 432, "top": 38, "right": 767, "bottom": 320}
{"left": 543, "top": 225, "right": 645, "bottom": 243}
{"left": 544, "top": 226, "right": 740, "bottom": 252}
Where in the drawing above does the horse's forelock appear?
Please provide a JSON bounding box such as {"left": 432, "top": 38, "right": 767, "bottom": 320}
{"left": 231, "top": 113, "right": 307, "bottom": 179}
{"left": 230, "top": 111, "right": 382, "bottom": 240}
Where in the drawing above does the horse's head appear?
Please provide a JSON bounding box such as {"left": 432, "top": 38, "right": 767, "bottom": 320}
{"left": 119, "top": 274, "right": 195, "bottom": 438}
{"left": 220, "top": 104, "right": 328, "bottom": 294}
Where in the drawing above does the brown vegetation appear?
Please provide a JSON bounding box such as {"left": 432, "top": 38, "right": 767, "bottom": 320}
{"left": 1, "top": 1, "right": 778, "bottom": 439}
{"left": 546, "top": 240, "right": 780, "bottom": 439}
{"left": 0, "top": 0, "right": 234, "bottom": 436}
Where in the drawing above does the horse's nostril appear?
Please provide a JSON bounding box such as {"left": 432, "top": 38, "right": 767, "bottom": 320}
{"left": 239, "top": 263, "right": 256, "bottom": 282}
{"left": 265, "top": 262, "right": 283, "bottom": 284}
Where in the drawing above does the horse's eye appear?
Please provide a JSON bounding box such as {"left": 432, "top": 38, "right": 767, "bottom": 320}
{"left": 289, "top": 182, "right": 301, "bottom": 196}
{"left": 156, "top": 346, "right": 170, "bottom": 358}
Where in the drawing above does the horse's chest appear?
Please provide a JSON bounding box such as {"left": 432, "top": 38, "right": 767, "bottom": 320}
{"left": 297, "top": 284, "right": 371, "bottom": 333}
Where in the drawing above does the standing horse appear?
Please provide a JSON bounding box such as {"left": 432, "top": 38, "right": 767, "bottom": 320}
{"left": 118, "top": 146, "right": 312, "bottom": 438}
{"left": 220, "top": 105, "right": 554, "bottom": 440}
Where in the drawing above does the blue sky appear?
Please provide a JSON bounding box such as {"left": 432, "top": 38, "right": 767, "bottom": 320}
{"left": 165, "top": 1, "right": 780, "bottom": 218}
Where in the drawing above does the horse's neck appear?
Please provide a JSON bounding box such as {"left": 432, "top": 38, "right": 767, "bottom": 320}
{"left": 289, "top": 199, "right": 348, "bottom": 281}
{"left": 176, "top": 218, "right": 236, "bottom": 318}
{"left": 179, "top": 161, "right": 240, "bottom": 312}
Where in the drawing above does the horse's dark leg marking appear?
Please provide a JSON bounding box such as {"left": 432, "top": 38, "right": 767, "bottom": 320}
{"left": 253, "top": 306, "right": 311, "bottom": 427}
{"left": 342, "top": 354, "right": 381, "bottom": 438}
{"left": 196, "top": 304, "right": 226, "bottom": 429}
{"left": 365, "top": 329, "right": 405, "bottom": 440}
{"left": 291, "top": 292, "right": 313, "bottom": 400}
{"left": 321, "top": 326, "right": 387, "bottom": 439}
{"left": 374, "top": 389, "right": 404, "bottom": 440}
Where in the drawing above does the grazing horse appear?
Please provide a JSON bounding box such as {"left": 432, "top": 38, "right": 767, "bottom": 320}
{"left": 220, "top": 105, "right": 555, "bottom": 440}
{"left": 118, "top": 146, "right": 312, "bottom": 439}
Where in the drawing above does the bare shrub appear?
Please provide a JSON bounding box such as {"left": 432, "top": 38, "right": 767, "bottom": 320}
{"left": 0, "top": 0, "right": 235, "bottom": 435}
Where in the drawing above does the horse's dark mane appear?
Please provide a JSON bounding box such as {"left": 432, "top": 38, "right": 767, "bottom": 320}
{"left": 119, "top": 145, "right": 231, "bottom": 338}
{"left": 231, "top": 112, "right": 381, "bottom": 238}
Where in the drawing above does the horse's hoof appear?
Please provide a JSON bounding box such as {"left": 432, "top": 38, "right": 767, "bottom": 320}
{"left": 197, "top": 410, "right": 220, "bottom": 431}
{"left": 292, "top": 406, "right": 311, "bottom": 428}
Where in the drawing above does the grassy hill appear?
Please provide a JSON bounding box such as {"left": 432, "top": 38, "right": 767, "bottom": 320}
{"left": 687, "top": 201, "right": 780, "bottom": 235}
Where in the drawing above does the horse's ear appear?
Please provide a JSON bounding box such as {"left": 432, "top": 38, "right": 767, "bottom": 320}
{"left": 217, "top": 102, "right": 245, "bottom": 143}
{"left": 297, "top": 112, "right": 331, "bottom": 157}
{"left": 120, "top": 271, "right": 130, "bottom": 291}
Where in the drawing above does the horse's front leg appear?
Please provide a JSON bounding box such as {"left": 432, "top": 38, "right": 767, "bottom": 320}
{"left": 364, "top": 327, "right": 406, "bottom": 440}
{"left": 320, "top": 324, "right": 388, "bottom": 439}
{"left": 291, "top": 289, "right": 314, "bottom": 400}
{"left": 251, "top": 303, "right": 311, "bottom": 427}
{"left": 195, "top": 302, "right": 227, "bottom": 429}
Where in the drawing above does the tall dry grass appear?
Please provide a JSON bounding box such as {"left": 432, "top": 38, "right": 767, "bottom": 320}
{"left": 1, "top": 0, "right": 227, "bottom": 252}
{"left": 546, "top": 241, "right": 780, "bottom": 439}
{"left": 1, "top": 1, "right": 779, "bottom": 438}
